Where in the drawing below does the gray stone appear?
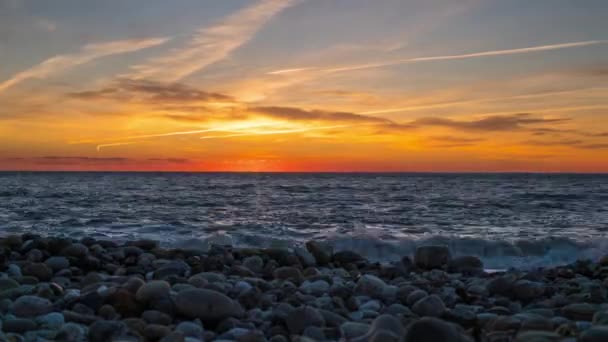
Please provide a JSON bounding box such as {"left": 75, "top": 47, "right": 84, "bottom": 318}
{"left": 414, "top": 245, "right": 451, "bottom": 269}
{"left": 14, "top": 295, "right": 53, "bottom": 317}
{"left": 412, "top": 295, "right": 446, "bottom": 317}
{"left": 56, "top": 322, "right": 88, "bottom": 341}
{"left": 295, "top": 247, "right": 316, "bottom": 267}
{"left": 405, "top": 317, "right": 468, "bottom": 342}
{"left": 299, "top": 280, "right": 330, "bottom": 295}
{"left": 45, "top": 256, "right": 70, "bottom": 272}
{"left": 512, "top": 280, "right": 545, "bottom": 301}
{"left": 406, "top": 289, "right": 428, "bottom": 306}
{"left": 273, "top": 266, "right": 303, "bottom": 284}
{"left": 448, "top": 256, "right": 483, "bottom": 273}
{"left": 142, "top": 310, "right": 172, "bottom": 325}
{"left": 561, "top": 303, "right": 598, "bottom": 321}
{"left": 285, "top": 306, "right": 325, "bottom": 335}
{"left": 580, "top": 326, "right": 608, "bottom": 342}
{"left": 3, "top": 318, "right": 37, "bottom": 334}
{"left": 243, "top": 256, "right": 264, "bottom": 273}
{"left": 354, "top": 274, "right": 386, "bottom": 299}
{"left": 136, "top": 280, "right": 171, "bottom": 303}
{"left": 305, "top": 241, "right": 333, "bottom": 265}
{"left": 340, "top": 322, "right": 370, "bottom": 339}
{"left": 175, "top": 288, "right": 243, "bottom": 322}
{"left": 35, "top": 312, "right": 65, "bottom": 330}
{"left": 88, "top": 320, "right": 128, "bottom": 342}
{"left": 175, "top": 321, "right": 204, "bottom": 339}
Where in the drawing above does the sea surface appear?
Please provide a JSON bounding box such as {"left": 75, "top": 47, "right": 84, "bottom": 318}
{"left": 1, "top": 172, "right": 607, "bottom": 269}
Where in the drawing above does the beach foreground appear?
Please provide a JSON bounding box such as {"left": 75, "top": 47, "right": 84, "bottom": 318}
{"left": 0, "top": 234, "right": 607, "bottom": 341}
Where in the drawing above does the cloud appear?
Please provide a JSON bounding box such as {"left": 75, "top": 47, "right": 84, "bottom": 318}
{"left": 251, "top": 106, "right": 395, "bottom": 125}
{"left": 0, "top": 37, "right": 169, "bottom": 93}
{"left": 521, "top": 139, "right": 584, "bottom": 147}
{"left": 33, "top": 156, "right": 131, "bottom": 165}
{"left": 70, "top": 78, "right": 234, "bottom": 103}
{"left": 410, "top": 113, "right": 569, "bottom": 131}
{"left": 128, "top": 0, "right": 297, "bottom": 82}
{"left": 268, "top": 40, "right": 608, "bottom": 75}
{"left": 147, "top": 158, "right": 190, "bottom": 163}
{"left": 579, "top": 143, "right": 608, "bottom": 150}
{"left": 426, "top": 136, "right": 485, "bottom": 148}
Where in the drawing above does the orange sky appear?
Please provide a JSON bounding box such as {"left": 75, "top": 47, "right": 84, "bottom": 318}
{"left": 1, "top": 0, "right": 607, "bottom": 172}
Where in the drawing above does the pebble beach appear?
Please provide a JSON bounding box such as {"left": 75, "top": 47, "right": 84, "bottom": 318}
{"left": 1, "top": 234, "right": 608, "bottom": 341}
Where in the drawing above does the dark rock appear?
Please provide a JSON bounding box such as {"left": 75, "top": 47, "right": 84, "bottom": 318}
{"left": 3, "top": 318, "right": 37, "bottom": 333}
{"left": 512, "top": 280, "right": 545, "bottom": 301}
{"left": 412, "top": 295, "right": 446, "bottom": 317}
{"left": 144, "top": 324, "right": 171, "bottom": 340}
{"left": 448, "top": 256, "right": 483, "bottom": 273}
{"left": 23, "top": 262, "right": 53, "bottom": 281}
{"left": 305, "top": 241, "right": 333, "bottom": 266}
{"left": 579, "top": 326, "right": 608, "bottom": 342}
{"left": 405, "top": 317, "right": 468, "bottom": 342}
{"left": 414, "top": 245, "right": 451, "bottom": 269}
{"left": 62, "top": 243, "right": 89, "bottom": 258}
{"left": 175, "top": 288, "right": 243, "bottom": 322}
{"left": 89, "top": 320, "right": 128, "bottom": 342}
{"left": 13, "top": 295, "right": 53, "bottom": 317}
{"left": 286, "top": 306, "right": 325, "bottom": 335}
{"left": 354, "top": 274, "right": 386, "bottom": 298}
{"left": 136, "top": 280, "right": 171, "bottom": 304}
{"left": 333, "top": 251, "right": 364, "bottom": 264}
{"left": 45, "top": 256, "right": 70, "bottom": 272}
{"left": 142, "top": 310, "right": 172, "bottom": 325}
{"left": 561, "top": 303, "right": 597, "bottom": 321}
{"left": 273, "top": 266, "right": 304, "bottom": 284}
{"left": 106, "top": 288, "right": 142, "bottom": 317}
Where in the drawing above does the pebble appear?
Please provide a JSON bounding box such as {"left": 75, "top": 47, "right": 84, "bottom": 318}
{"left": 412, "top": 295, "right": 446, "bottom": 317}
{"left": 285, "top": 306, "right": 325, "bottom": 335}
{"left": 13, "top": 295, "right": 53, "bottom": 317}
{"left": 414, "top": 245, "right": 451, "bottom": 269}
{"left": 175, "top": 288, "right": 243, "bottom": 322}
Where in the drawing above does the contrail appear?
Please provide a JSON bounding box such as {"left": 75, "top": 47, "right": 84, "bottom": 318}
{"left": 199, "top": 124, "right": 352, "bottom": 139}
{"left": 96, "top": 142, "right": 140, "bottom": 151}
{"left": 268, "top": 40, "right": 607, "bottom": 75}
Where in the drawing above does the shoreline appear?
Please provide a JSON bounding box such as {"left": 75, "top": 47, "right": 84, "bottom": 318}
{"left": 1, "top": 233, "right": 607, "bottom": 341}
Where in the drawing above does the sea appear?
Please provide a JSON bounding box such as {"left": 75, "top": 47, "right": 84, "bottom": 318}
{"left": 1, "top": 172, "right": 607, "bottom": 269}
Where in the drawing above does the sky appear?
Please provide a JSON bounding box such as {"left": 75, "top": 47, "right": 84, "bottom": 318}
{"left": 1, "top": 0, "right": 607, "bottom": 172}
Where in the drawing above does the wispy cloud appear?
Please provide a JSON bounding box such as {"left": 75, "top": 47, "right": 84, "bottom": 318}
{"left": 268, "top": 40, "right": 608, "bottom": 75}
{"left": 411, "top": 113, "right": 569, "bottom": 132}
{"left": 0, "top": 37, "right": 169, "bottom": 93}
{"left": 128, "top": 0, "right": 298, "bottom": 82}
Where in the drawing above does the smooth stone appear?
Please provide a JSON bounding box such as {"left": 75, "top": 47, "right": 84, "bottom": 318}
{"left": 333, "top": 250, "right": 364, "bottom": 264}
{"left": 412, "top": 295, "right": 446, "bottom": 317}
{"left": 299, "top": 280, "right": 330, "bottom": 295}
{"left": 305, "top": 241, "right": 333, "bottom": 266}
{"left": 512, "top": 280, "right": 545, "bottom": 301}
{"left": 23, "top": 263, "right": 53, "bottom": 281}
{"left": 176, "top": 288, "right": 243, "bottom": 322}
{"left": 354, "top": 275, "right": 386, "bottom": 299}
{"left": 273, "top": 267, "right": 304, "bottom": 284}
{"left": 136, "top": 280, "right": 171, "bottom": 303}
{"left": 414, "top": 245, "right": 451, "bottom": 269}
{"left": 353, "top": 314, "right": 404, "bottom": 342}
{"left": 55, "top": 323, "right": 88, "bottom": 342}
{"left": 35, "top": 312, "right": 65, "bottom": 330}
{"left": 285, "top": 306, "right": 325, "bottom": 335}
{"left": 487, "top": 274, "right": 517, "bottom": 296}
{"left": 561, "top": 303, "right": 598, "bottom": 321}
{"left": 3, "top": 318, "right": 37, "bottom": 334}
{"left": 0, "top": 278, "right": 20, "bottom": 291}
{"left": 62, "top": 243, "right": 89, "bottom": 258}
{"left": 406, "top": 289, "right": 428, "bottom": 306}
{"left": 448, "top": 256, "right": 483, "bottom": 273}
{"left": 515, "top": 330, "right": 561, "bottom": 342}
{"left": 404, "top": 317, "right": 467, "bottom": 342}
{"left": 144, "top": 324, "right": 171, "bottom": 340}
{"left": 142, "top": 310, "right": 173, "bottom": 325}
{"left": 45, "top": 256, "right": 70, "bottom": 271}
{"left": 294, "top": 247, "right": 316, "bottom": 267}
{"left": 340, "top": 322, "right": 370, "bottom": 339}
{"left": 243, "top": 256, "right": 264, "bottom": 273}
{"left": 175, "top": 321, "right": 204, "bottom": 339}
{"left": 13, "top": 295, "right": 53, "bottom": 317}
{"left": 88, "top": 320, "right": 128, "bottom": 342}
{"left": 579, "top": 326, "right": 608, "bottom": 342}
